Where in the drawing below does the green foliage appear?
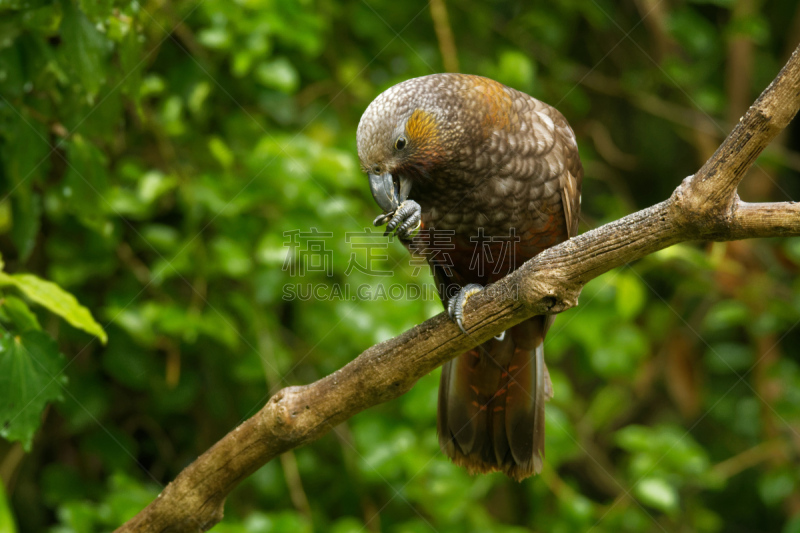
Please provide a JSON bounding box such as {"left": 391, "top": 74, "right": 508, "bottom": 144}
{"left": 0, "top": 331, "right": 66, "bottom": 450}
{"left": 1, "top": 0, "right": 800, "bottom": 532}
{"left": 0, "top": 255, "right": 103, "bottom": 450}
{"left": 0, "top": 271, "right": 107, "bottom": 343}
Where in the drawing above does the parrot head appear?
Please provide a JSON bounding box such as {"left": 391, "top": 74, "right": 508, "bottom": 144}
{"left": 357, "top": 75, "right": 463, "bottom": 214}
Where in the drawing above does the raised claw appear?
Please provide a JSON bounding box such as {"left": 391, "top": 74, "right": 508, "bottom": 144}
{"left": 373, "top": 212, "right": 394, "bottom": 226}
{"left": 447, "top": 283, "right": 484, "bottom": 334}
{"left": 384, "top": 199, "right": 421, "bottom": 240}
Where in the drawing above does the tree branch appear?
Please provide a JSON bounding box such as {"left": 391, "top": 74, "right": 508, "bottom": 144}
{"left": 117, "top": 43, "right": 800, "bottom": 532}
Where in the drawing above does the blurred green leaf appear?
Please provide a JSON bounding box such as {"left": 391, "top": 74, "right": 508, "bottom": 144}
{"left": 759, "top": 469, "right": 796, "bottom": 507}
{"left": 209, "top": 136, "right": 234, "bottom": 168}
{"left": 0, "top": 295, "right": 42, "bottom": 331}
{"left": 589, "top": 323, "right": 648, "bottom": 378}
{"left": 63, "top": 135, "right": 111, "bottom": 232}
{"left": 636, "top": 477, "right": 678, "bottom": 514}
{"left": 703, "top": 300, "right": 750, "bottom": 332}
{"left": 493, "top": 50, "right": 536, "bottom": 93}
{"left": 60, "top": 1, "right": 109, "bottom": 96}
{"left": 55, "top": 500, "right": 97, "bottom": 533}
{"left": 10, "top": 191, "right": 41, "bottom": 262}
{"left": 727, "top": 14, "right": 769, "bottom": 43}
{"left": 0, "top": 330, "right": 65, "bottom": 450}
{"left": 615, "top": 271, "right": 646, "bottom": 320}
{"left": 1, "top": 112, "right": 48, "bottom": 261}
{"left": 668, "top": 8, "right": 719, "bottom": 56}
{"left": 586, "top": 385, "right": 631, "bottom": 430}
{"left": 785, "top": 514, "right": 800, "bottom": 533}
{"left": 255, "top": 57, "right": 299, "bottom": 94}
{"left": 198, "top": 26, "right": 232, "bottom": 50}
{"left": 704, "top": 343, "right": 753, "bottom": 373}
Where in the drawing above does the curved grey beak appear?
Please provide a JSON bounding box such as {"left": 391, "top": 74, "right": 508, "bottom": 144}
{"left": 368, "top": 173, "right": 412, "bottom": 214}
{"left": 369, "top": 172, "right": 397, "bottom": 213}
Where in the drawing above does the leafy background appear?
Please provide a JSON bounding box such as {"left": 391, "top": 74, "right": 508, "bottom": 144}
{"left": 1, "top": 0, "right": 800, "bottom": 531}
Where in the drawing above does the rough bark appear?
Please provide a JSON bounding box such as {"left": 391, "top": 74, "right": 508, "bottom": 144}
{"left": 117, "top": 43, "right": 800, "bottom": 532}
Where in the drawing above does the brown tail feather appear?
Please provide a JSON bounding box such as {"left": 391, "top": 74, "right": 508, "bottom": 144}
{"left": 437, "top": 315, "right": 551, "bottom": 481}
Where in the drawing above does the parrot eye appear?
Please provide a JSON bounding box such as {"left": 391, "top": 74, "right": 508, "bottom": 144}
{"left": 394, "top": 137, "right": 407, "bottom": 150}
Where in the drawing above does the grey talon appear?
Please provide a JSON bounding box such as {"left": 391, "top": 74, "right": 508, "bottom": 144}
{"left": 399, "top": 219, "right": 421, "bottom": 239}
{"left": 384, "top": 200, "right": 421, "bottom": 239}
{"left": 396, "top": 210, "right": 421, "bottom": 239}
{"left": 447, "top": 295, "right": 457, "bottom": 319}
{"left": 384, "top": 212, "right": 401, "bottom": 235}
{"left": 447, "top": 283, "right": 483, "bottom": 334}
{"left": 373, "top": 212, "right": 393, "bottom": 226}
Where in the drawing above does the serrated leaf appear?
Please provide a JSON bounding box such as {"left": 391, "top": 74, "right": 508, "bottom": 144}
{"left": 0, "top": 330, "right": 66, "bottom": 450}
{"left": 0, "top": 272, "right": 107, "bottom": 344}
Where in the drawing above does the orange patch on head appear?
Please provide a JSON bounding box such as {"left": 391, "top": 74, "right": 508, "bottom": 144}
{"left": 405, "top": 109, "right": 446, "bottom": 166}
{"left": 406, "top": 109, "right": 439, "bottom": 143}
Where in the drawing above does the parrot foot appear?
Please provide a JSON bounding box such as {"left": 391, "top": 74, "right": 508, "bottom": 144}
{"left": 379, "top": 199, "right": 421, "bottom": 240}
{"left": 447, "top": 283, "right": 483, "bottom": 334}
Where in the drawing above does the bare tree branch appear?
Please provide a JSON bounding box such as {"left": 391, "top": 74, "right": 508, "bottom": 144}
{"left": 117, "top": 43, "right": 800, "bottom": 533}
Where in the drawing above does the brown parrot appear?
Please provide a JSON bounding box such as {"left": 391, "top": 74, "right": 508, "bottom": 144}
{"left": 356, "top": 74, "right": 582, "bottom": 481}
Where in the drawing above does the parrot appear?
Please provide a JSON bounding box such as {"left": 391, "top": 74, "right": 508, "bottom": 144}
{"left": 356, "top": 73, "right": 582, "bottom": 481}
